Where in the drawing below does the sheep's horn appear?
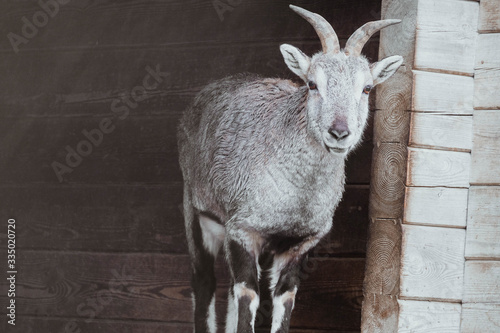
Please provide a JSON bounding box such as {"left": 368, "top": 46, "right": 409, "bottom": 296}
{"left": 290, "top": 5, "right": 340, "bottom": 54}
{"left": 344, "top": 19, "right": 401, "bottom": 56}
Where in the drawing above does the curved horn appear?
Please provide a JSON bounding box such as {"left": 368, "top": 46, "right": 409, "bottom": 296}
{"left": 290, "top": 5, "right": 340, "bottom": 54}
{"left": 344, "top": 19, "right": 401, "bottom": 56}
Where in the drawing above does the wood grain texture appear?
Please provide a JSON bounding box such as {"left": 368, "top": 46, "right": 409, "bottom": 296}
{"left": 361, "top": 294, "right": 399, "bottom": 333}
{"left": 478, "top": 0, "right": 500, "bottom": 32}
{"left": 373, "top": 0, "right": 417, "bottom": 143}
{"left": 465, "top": 186, "right": 500, "bottom": 259}
{"left": 412, "top": 70, "right": 474, "bottom": 114}
{"left": 0, "top": 251, "right": 366, "bottom": 332}
{"left": 369, "top": 143, "right": 407, "bottom": 219}
{"left": 400, "top": 225, "right": 465, "bottom": 302}
{"left": 474, "top": 34, "right": 500, "bottom": 109}
{"left": 409, "top": 113, "right": 473, "bottom": 152}
{"left": 415, "top": 0, "right": 478, "bottom": 75}
{"left": 463, "top": 260, "right": 500, "bottom": 303}
{"left": 404, "top": 187, "right": 468, "bottom": 228}
{"left": 398, "top": 300, "right": 461, "bottom": 333}
{"left": 406, "top": 147, "right": 470, "bottom": 188}
{"left": 0, "top": 0, "right": 383, "bottom": 51}
{"left": 363, "top": 219, "right": 401, "bottom": 295}
{"left": 0, "top": 317, "right": 194, "bottom": 333}
{"left": 475, "top": 33, "right": 500, "bottom": 70}
{"left": 0, "top": 184, "right": 370, "bottom": 257}
{"left": 461, "top": 303, "right": 500, "bottom": 332}
{"left": 470, "top": 111, "right": 500, "bottom": 184}
{"left": 363, "top": 0, "right": 417, "bottom": 330}
{"left": 361, "top": 219, "right": 401, "bottom": 333}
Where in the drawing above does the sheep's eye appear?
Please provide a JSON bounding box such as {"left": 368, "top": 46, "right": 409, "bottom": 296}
{"left": 308, "top": 81, "right": 317, "bottom": 90}
{"left": 363, "top": 85, "right": 373, "bottom": 94}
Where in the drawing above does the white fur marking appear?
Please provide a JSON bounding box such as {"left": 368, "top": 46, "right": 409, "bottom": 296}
{"left": 270, "top": 287, "right": 297, "bottom": 333}
{"left": 233, "top": 282, "right": 260, "bottom": 331}
{"left": 207, "top": 295, "right": 216, "bottom": 333}
{"left": 354, "top": 70, "right": 367, "bottom": 103}
{"left": 225, "top": 291, "right": 238, "bottom": 333}
{"left": 315, "top": 67, "right": 328, "bottom": 98}
{"left": 199, "top": 214, "right": 225, "bottom": 257}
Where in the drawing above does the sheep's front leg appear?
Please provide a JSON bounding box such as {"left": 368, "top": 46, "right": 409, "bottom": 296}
{"left": 269, "top": 237, "right": 320, "bottom": 333}
{"left": 269, "top": 254, "right": 301, "bottom": 333}
{"left": 225, "top": 236, "right": 261, "bottom": 333}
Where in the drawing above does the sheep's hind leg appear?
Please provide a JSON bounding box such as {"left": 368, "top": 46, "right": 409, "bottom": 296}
{"left": 184, "top": 189, "right": 224, "bottom": 333}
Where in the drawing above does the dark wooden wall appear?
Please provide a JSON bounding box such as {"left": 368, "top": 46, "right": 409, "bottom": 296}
{"left": 0, "top": 0, "right": 380, "bottom": 332}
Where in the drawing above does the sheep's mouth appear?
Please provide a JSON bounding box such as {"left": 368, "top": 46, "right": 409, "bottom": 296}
{"left": 327, "top": 146, "right": 348, "bottom": 154}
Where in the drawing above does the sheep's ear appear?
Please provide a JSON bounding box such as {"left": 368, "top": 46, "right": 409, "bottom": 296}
{"left": 371, "top": 55, "right": 403, "bottom": 86}
{"left": 280, "top": 44, "right": 311, "bottom": 82}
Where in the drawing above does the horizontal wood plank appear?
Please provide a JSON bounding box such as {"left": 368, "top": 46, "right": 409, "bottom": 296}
{"left": 404, "top": 187, "right": 468, "bottom": 228}
{"left": 0, "top": 184, "right": 370, "bottom": 256}
{"left": 470, "top": 111, "right": 500, "bottom": 184}
{"left": 400, "top": 225, "right": 465, "bottom": 301}
{"left": 0, "top": 0, "right": 382, "bottom": 51}
{"left": 478, "top": 0, "right": 500, "bottom": 32}
{"left": 0, "top": 251, "right": 365, "bottom": 331}
{"left": 406, "top": 147, "right": 470, "bottom": 188}
{"left": 415, "top": 0, "right": 478, "bottom": 75}
{"left": 0, "top": 316, "right": 353, "bottom": 333}
{"left": 398, "top": 300, "right": 461, "bottom": 333}
{"left": 412, "top": 71, "right": 474, "bottom": 114}
{"left": 409, "top": 113, "right": 472, "bottom": 151}
{"left": 475, "top": 33, "right": 500, "bottom": 70}
{"left": 474, "top": 69, "right": 500, "bottom": 110}
{"left": 474, "top": 34, "right": 500, "bottom": 109}
{"left": 465, "top": 186, "right": 500, "bottom": 259}
{"left": 463, "top": 260, "right": 500, "bottom": 303}
{"left": 461, "top": 303, "right": 500, "bottom": 332}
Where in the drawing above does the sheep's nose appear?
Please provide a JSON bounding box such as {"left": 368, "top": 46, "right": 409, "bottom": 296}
{"left": 328, "top": 122, "right": 350, "bottom": 141}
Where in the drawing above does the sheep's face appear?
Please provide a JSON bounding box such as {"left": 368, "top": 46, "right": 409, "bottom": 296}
{"left": 281, "top": 45, "right": 402, "bottom": 155}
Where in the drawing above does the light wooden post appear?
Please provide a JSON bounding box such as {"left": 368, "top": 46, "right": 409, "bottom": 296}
{"left": 361, "top": 0, "right": 417, "bottom": 331}
{"left": 361, "top": 0, "right": 500, "bottom": 331}
{"left": 462, "top": 0, "right": 500, "bottom": 331}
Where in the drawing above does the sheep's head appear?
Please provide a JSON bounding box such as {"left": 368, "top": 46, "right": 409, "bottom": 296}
{"left": 281, "top": 5, "right": 403, "bottom": 155}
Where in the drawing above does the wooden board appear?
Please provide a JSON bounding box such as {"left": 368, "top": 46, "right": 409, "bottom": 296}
{"left": 478, "top": 0, "right": 500, "bottom": 33}
{"left": 398, "top": 300, "right": 461, "bottom": 333}
{"left": 409, "top": 113, "right": 472, "bottom": 152}
{"left": 474, "top": 34, "right": 500, "bottom": 109}
{"left": 412, "top": 70, "right": 474, "bottom": 114}
{"left": 475, "top": 33, "right": 500, "bottom": 70}
{"left": 461, "top": 303, "right": 500, "bottom": 332}
{"left": 463, "top": 260, "right": 500, "bottom": 303}
{"left": 470, "top": 111, "right": 500, "bottom": 184}
{"left": 465, "top": 186, "right": 500, "bottom": 259}
{"left": 0, "top": 184, "right": 370, "bottom": 257}
{"left": 400, "top": 225, "right": 465, "bottom": 302}
{"left": 414, "top": 0, "right": 478, "bottom": 75}
{"left": 0, "top": 0, "right": 383, "bottom": 51}
{"left": 362, "top": 0, "right": 417, "bottom": 329}
{"left": 0, "top": 251, "right": 366, "bottom": 332}
{"left": 406, "top": 147, "right": 470, "bottom": 188}
{"left": 404, "top": 187, "right": 468, "bottom": 228}
{"left": 474, "top": 69, "right": 500, "bottom": 110}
